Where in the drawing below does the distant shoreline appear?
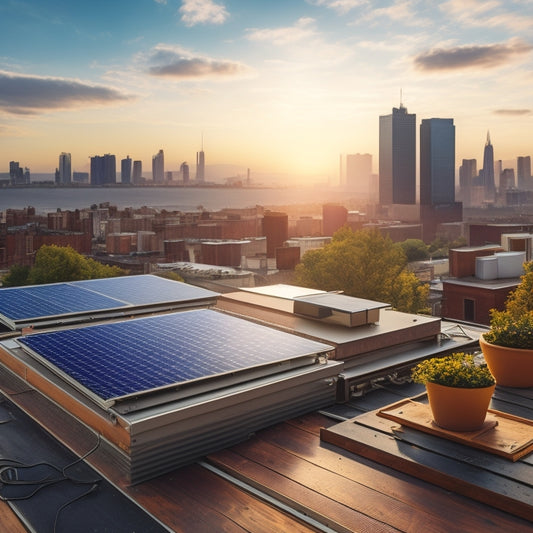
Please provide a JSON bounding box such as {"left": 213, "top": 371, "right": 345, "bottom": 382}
{"left": 0, "top": 182, "right": 281, "bottom": 190}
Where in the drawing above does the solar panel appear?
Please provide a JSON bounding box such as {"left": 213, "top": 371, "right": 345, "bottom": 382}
{"left": 17, "top": 310, "right": 332, "bottom": 406}
{"left": 0, "top": 275, "right": 218, "bottom": 330}
{"left": 0, "top": 284, "right": 124, "bottom": 321}
{"left": 72, "top": 275, "right": 214, "bottom": 306}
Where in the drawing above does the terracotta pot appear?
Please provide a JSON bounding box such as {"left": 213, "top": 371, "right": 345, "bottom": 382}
{"left": 425, "top": 381, "right": 495, "bottom": 432}
{"left": 479, "top": 335, "right": 533, "bottom": 388}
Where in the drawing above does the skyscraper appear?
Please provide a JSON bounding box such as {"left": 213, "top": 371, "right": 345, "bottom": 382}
{"left": 196, "top": 150, "right": 205, "bottom": 182}
{"left": 180, "top": 161, "right": 190, "bottom": 184}
{"left": 459, "top": 159, "right": 477, "bottom": 207}
{"left": 517, "top": 156, "right": 531, "bottom": 190}
{"left": 500, "top": 168, "right": 515, "bottom": 190}
{"left": 90, "top": 154, "right": 116, "bottom": 186}
{"left": 121, "top": 156, "right": 132, "bottom": 184}
{"left": 479, "top": 131, "right": 495, "bottom": 198}
{"left": 379, "top": 103, "right": 416, "bottom": 205}
{"left": 419, "top": 118, "right": 455, "bottom": 205}
{"left": 152, "top": 149, "right": 164, "bottom": 183}
{"left": 58, "top": 152, "right": 71, "bottom": 184}
{"left": 346, "top": 153, "right": 372, "bottom": 202}
{"left": 132, "top": 160, "right": 142, "bottom": 184}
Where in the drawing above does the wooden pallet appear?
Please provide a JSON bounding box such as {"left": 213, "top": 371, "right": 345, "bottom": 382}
{"left": 321, "top": 396, "right": 533, "bottom": 522}
{"left": 377, "top": 398, "right": 533, "bottom": 461}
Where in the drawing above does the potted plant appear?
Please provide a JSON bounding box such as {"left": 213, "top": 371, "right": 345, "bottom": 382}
{"left": 479, "top": 261, "right": 533, "bottom": 388}
{"left": 411, "top": 352, "right": 495, "bottom": 432}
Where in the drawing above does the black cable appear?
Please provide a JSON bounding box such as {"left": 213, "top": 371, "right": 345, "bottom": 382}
{"left": 61, "top": 433, "right": 102, "bottom": 484}
{"left": 53, "top": 482, "right": 100, "bottom": 533}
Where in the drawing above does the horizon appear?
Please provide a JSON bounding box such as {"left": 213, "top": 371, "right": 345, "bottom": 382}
{"left": 2, "top": 1, "right": 533, "bottom": 182}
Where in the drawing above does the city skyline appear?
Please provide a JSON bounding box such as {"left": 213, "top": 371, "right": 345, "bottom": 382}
{"left": 2, "top": 1, "right": 533, "bottom": 182}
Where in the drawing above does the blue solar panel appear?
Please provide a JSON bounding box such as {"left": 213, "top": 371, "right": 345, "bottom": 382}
{"left": 72, "top": 275, "right": 216, "bottom": 306}
{"left": 18, "top": 309, "right": 332, "bottom": 402}
{"left": 0, "top": 284, "right": 125, "bottom": 321}
{"left": 0, "top": 275, "right": 218, "bottom": 327}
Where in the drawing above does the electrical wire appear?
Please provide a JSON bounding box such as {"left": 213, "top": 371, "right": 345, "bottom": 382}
{"left": 0, "top": 432, "right": 103, "bottom": 532}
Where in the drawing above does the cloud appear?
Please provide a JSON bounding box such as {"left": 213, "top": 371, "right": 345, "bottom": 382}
{"left": 147, "top": 45, "right": 251, "bottom": 79}
{"left": 494, "top": 109, "right": 531, "bottom": 116}
{"left": 246, "top": 17, "right": 317, "bottom": 46}
{"left": 414, "top": 40, "right": 532, "bottom": 71}
{"left": 179, "top": 0, "right": 228, "bottom": 27}
{"left": 308, "top": 0, "right": 367, "bottom": 15}
{"left": 364, "top": 0, "right": 426, "bottom": 25}
{"left": 440, "top": 0, "right": 533, "bottom": 32}
{"left": 0, "top": 71, "right": 134, "bottom": 115}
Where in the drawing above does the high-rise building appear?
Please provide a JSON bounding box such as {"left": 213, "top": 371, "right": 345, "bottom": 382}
{"left": 420, "top": 118, "right": 455, "bottom": 205}
{"left": 121, "top": 156, "right": 132, "bottom": 184}
{"left": 346, "top": 153, "right": 372, "bottom": 202}
{"left": 180, "top": 162, "right": 190, "bottom": 184}
{"left": 459, "top": 159, "right": 477, "bottom": 207}
{"left": 196, "top": 150, "right": 205, "bottom": 182}
{"left": 9, "top": 161, "right": 29, "bottom": 185}
{"left": 152, "top": 149, "right": 164, "bottom": 183}
{"left": 132, "top": 160, "right": 142, "bottom": 184}
{"left": 379, "top": 103, "right": 416, "bottom": 205}
{"left": 495, "top": 159, "right": 502, "bottom": 190}
{"left": 58, "top": 152, "right": 72, "bottom": 184}
{"left": 500, "top": 168, "right": 516, "bottom": 190}
{"left": 90, "top": 154, "right": 116, "bottom": 186}
{"left": 479, "top": 131, "right": 495, "bottom": 198}
{"left": 517, "top": 156, "right": 531, "bottom": 190}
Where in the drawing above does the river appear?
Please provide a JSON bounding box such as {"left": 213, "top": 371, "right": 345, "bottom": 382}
{"left": 0, "top": 185, "right": 351, "bottom": 214}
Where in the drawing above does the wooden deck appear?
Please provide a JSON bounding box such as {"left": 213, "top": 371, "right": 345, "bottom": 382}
{"left": 2, "top": 378, "right": 533, "bottom": 531}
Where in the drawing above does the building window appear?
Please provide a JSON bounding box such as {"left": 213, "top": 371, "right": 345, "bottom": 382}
{"left": 25, "top": 236, "right": 34, "bottom": 255}
{"left": 464, "top": 298, "right": 475, "bottom": 322}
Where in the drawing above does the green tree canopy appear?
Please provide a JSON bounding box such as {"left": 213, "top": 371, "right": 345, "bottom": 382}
{"left": 1, "top": 265, "right": 31, "bottom": 287}
{"left": 154, "top": 271, "right": 185, "bottom": 283}
{"left": 503, "top": 260, "right": 533, "bottom": 316}
{"left": 294, "top": 228, "right": 429, "bottom": 314}
{"left": 397, "top": 239, "right": 430, "bottom": 262}
{"left": 2, "top": 245, "right": 126, "bottom": 287}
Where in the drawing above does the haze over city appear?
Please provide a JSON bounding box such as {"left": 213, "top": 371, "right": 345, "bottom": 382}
{"left": 2, "top": 0, "right": 533, "bottom": 183}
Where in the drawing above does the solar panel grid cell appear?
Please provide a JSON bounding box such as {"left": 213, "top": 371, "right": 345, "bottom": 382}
{"left": 18, "top": 310, "right": 331, "bottom": 403}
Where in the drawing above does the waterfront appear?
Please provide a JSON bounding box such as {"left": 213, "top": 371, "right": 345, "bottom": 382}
{"left": 0, "top": 186, "right": 351, "bottom": 214}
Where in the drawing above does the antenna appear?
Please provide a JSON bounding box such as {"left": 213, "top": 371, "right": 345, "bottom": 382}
{"left": 400, "top": 88, "right": 403, "bottom": 108}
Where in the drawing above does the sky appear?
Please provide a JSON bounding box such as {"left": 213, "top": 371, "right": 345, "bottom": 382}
{"left": 1, "top": 0, "right": 533, "bottom": 184}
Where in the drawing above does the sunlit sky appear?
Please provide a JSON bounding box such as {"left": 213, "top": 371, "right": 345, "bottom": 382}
{"left": 1, "top": 0, "right": 532, "bottom": 183}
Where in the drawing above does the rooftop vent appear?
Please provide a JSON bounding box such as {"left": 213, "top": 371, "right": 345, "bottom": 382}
{"left": 293, "top": 293, "right": 389, "bottom": 327}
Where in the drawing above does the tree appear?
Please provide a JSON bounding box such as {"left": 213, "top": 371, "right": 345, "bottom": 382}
{"left": 502, "top": 260, "right": 533, "bottom": 316}
{"left": 24, "top": 245, "right": 126, "bottom": 285}
{"left": 428, "top": 235, "right": 467, "bottom": 259}
{"left": 294, "top": 227, "right": 429, "bottom": 313}
{"left": 155, "top": 271, "right": 184, "bottom": 283}
{"left": 398, "top": 239, "right": 430, "bottom": 262}
{"left": 2, "top": 265, "right": 31, "bottom": 287}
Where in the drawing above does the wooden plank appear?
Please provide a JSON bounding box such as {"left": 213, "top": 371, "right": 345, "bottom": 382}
{"left": 389, "top": 425, "right": 533, "bottom": 487}
{"left": 127, "top": 463, "right": 316, "bottom": 533}
{"left": 284, "top": 412, "right": 338, "bottom": 435}
{"left": 378, "top": 399, "right": 533, "bottom": 461}
{"left": 0, "top": 501, "right": 27, "bottom": 533}
{"left": 495, "top": 386, "right": 533, "bottom": 402}
{"left": 214, "top": 428, "right": 528, "bottom": 532}
{"left": 321, "top": 415, "right": 533, "bottom": 522}
{"left": 209, "top": 447, "right": 402, "bottom": 533}
{"left": 243, "top": 419, "right": 532, "bottom": 530}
